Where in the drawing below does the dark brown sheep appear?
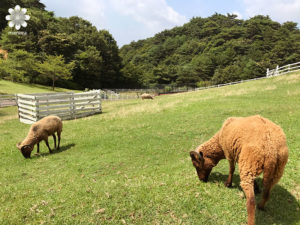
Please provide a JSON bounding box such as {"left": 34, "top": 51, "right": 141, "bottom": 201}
{"left": 17, "top": 115, "right": 63, "bottom": 158}
{"left": 189, "top": 115, "right": 288, "bottom": 225}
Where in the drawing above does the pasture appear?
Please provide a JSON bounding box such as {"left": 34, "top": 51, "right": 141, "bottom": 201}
{"left": 0, "top": 80, "right": 72, "bottom": 94}
{"left": 0, "top": 73, "right": 299, "bottom": 224}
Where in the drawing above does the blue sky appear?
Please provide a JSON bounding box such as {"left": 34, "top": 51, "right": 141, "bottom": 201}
{"left": 40, "top": 0, "right": 300, "bottom": 47}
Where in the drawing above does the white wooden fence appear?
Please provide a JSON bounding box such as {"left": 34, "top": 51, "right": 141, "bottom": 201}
{"left": 195, "top": 61, "right": 300, "bottom": 91}
{"left": 267, "top": 62, "right": 300, "bottom": 77}
{"left": 16, "top": 90, "right": 102, "bottom": 124}
{"left": 0, "top": 94, "right": 16, "bottom": 107}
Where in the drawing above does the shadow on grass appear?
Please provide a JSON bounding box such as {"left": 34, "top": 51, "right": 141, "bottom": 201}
{"left": 208, "top": 172, "right": 300, "bottom": 225}
{"left": 32, "top": 143, "right": 75, "bottom": 158}
{"left": 255, "top": 184, "right": 300, "bottom": 225}
{"left": 209, "top": 172, "right": 241, "bottom": 189}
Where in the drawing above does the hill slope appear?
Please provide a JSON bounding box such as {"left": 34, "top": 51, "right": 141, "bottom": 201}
{"left": 120, "top": 14, "right": 300, "bottom": 88}
{"left": 0, "top": 79, "right": 73, "bottom": 94}
{"left": 0, "top": 72, "right": 299, "bottom": 224}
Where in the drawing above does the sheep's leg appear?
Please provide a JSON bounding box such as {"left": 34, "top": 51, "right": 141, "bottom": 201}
{"left": 52, "top": 134, "right": 57, "bottom": 149}
{"left": 57, "top": 131, "right": 61, "bottom": 150}
{"left": 240, "top": 180, "right": 256, "bottom": 225}
{"left": 225, "top": 160, "right": 235, "bottom": 187}
{"left": 254, "top": 180, "right": 260, "bottom": 194}
{"left": 258, "top": 150, "right": 287, "bottom": 210}
{"left": 257, "top": 183, "right": 272, "bottom": 210}
{"left": 257, "top": 169, "right": 277, "bottom": 210}
{"left": 45, "top": 139, "right": 52, "bottom": 153}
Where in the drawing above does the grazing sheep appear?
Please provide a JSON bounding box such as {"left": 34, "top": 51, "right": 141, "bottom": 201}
{"left": 17, "top": 115, "right": 63, "bottom": 158}
{"left": 141, "top": 93, "right": 154, "bottom": 100}
{"left": 189, "top": 115, "right": 288, "bottom": 225}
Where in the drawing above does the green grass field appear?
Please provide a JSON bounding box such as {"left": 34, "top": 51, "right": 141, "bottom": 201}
{"left": 0, "top": 73, "right": 299, "bottom": 225}
{"left": 0, "top": 80, "right": 72, "bottom": 94}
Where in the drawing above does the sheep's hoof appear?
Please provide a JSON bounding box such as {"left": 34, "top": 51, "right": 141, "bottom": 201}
{"left": 257, "top": 203, "right": 265, "bottom": 211}
{"left": 224, "top": 181, "right": 232, "bottom": 188}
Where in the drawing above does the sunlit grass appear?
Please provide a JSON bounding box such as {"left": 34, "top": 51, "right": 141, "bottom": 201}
{"left": 0, "top": 79, "right": 73, "bottom": 94}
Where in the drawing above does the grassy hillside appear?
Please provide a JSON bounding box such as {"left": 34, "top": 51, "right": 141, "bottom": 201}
{"left": 0, "top": 72, "right": 299, "bottom": 225}
{"left": 0, "top": 80, "right": 72, "bottom": 94}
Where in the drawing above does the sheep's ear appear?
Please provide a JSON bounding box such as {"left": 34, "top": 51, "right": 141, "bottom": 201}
{"left": 199, "top": 151, "right": 203, "bottom": 158}
{"left": 16, "top": 142, "right": 21, "bottom": 148}
{"left": 190, "top": 151, "right": 201, "bottom": 161}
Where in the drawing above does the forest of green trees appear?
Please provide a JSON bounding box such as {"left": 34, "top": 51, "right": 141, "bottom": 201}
{"left": 121, "top": 14, "right": 300, "bottom": 88}
{"left": 1, "top": 0, "right": 300, "bottom": 90}
{"left": 0, "top": 0, "right": 122, "bottom": 90}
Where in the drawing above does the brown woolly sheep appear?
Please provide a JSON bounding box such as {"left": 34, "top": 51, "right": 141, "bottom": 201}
{"left": 141, "top": 93, "right": 154, "bottom": 100}
{"left": 189, "top": 115, "right": 288, "bottom": 225}
{"left": 17, "top": 115, "right": 63, "bottom": 158}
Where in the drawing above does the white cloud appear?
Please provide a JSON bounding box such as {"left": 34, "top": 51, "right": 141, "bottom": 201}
{"left": 232, "top": 11, "right": 243, "bottom": 19}
{"left": 41, "top": 0, "right": 187, "bottom": 46}
{"left": 244, "top": 0, "right": 300, "bottom": 23}
{"left": 76, "top": 0, "right": 107, "bottom": 26}
{"left": 109, "top": 0, "right": 187, "bottom": 32}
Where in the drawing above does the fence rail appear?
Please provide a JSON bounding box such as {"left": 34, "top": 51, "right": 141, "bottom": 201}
{"left": 267, "top": 61, "right": 300, "bottom": 77}
{"left": 100, "top": 87, "right": 198, "bottom": 100}
{"left": 195, "top": 76, "right": 266, "bottom": 91}
{"left": 195, "top": 61, "right": 300, "bottom": 91}
{"left": 0, "top": 94, "right": 16, "bottom": 107}
{"left": 16, "top": 90, "right": 101, "bottom": 124}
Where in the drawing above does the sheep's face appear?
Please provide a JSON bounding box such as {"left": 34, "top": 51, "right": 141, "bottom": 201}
{"left": 190, "top": 151, "right": 213, "bottom": 182}
{"left": 17, "top": 143, "right": 33, "bottom": 158}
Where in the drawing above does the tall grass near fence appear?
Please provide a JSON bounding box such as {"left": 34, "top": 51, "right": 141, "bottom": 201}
{"left": 0, "top": 72, "right": 299, "bottom": 224}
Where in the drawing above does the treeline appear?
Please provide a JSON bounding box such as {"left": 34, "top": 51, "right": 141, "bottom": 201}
{"left": 0, "top": 1, "right": 299, "bottom": 90}
{"left": 0, "top": 0, "right": 123, "bottom": 90}
{"left": 120, "top": 14, "right": 300, "bottom": 88}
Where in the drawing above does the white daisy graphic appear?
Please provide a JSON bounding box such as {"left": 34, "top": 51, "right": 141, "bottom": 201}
{"left": 5, "top": 5, "right": 30, "bottom": 30}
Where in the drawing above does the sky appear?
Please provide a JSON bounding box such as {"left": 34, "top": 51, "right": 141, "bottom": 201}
{"left": 40, "top": 0, "right": 300, "bottom": 47}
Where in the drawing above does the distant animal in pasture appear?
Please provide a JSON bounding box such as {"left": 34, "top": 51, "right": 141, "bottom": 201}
{"left": 141, "top": 93, "right": 154, "bottom": 100}
{"left": 189, "top": 115, "right": 288, "bottom": 225}
{"left": 16, "top": 115, "right": 63, "bottom": 158}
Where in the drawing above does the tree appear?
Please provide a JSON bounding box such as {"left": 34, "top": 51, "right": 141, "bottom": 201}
{"left": 38, "top": 30, "right": 75, "bottom": 58}
{"left": 120, "top": 63, "right": 143, "bottom": 88}
{"left": 37, "top": 55, "right": 74, "bottom": 90}
{"left": 1, "top": 8, "right": 121, "bottom": 89}
{"left": 0, "top": 49, "right": 37, "bottom": 82}
{"left": 73, "top": 46, "right": 103, "bottom": 88}
{"left": 176, "top": 65, "right": 200, "bottom": 87}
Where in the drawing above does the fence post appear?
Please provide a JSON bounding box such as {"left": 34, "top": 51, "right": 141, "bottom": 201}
{"left": 288, "top": 64, "right": 291, "bottom": 72}
{"left": 15, "top": 94, "right": 20, "bottom": 118}
{"left": 275, "top": 65, "right": 279, "bottom": 76}
{"left": 35, "top": 96, "right": 39, "bottom": 121}
{"left": 70, "top": 93, "right": 75, "bottom": 119}
{"left": 266, "top": 68, "right": 269, "bottom": 77}
{"left": 97, "top": 90, "right": 102, "bottom": 112}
